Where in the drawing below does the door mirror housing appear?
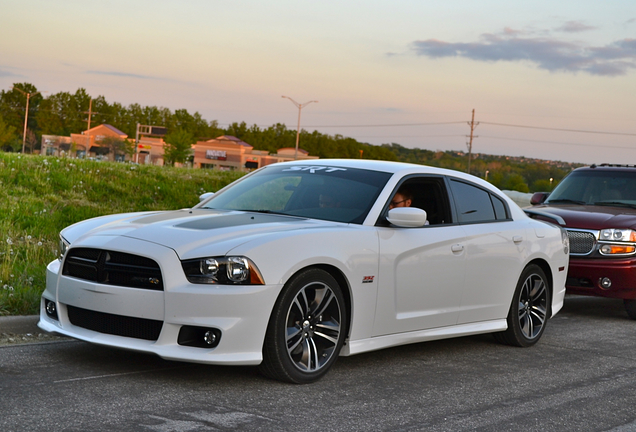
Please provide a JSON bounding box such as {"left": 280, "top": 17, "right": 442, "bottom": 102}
{"left": 387, "top": 207, "right": 428, "bottom": 228}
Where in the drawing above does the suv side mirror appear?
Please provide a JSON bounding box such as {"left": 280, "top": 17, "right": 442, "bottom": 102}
{"left": 530, "top": 192, "right": 550, "bottom": 205}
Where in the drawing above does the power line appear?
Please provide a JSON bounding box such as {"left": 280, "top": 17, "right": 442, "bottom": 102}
{"left": 303, "top": 121, "right": 465, "bottom": 128}
{"left": 480, "top": 121, "right": 636, "bottom": 137}
{"left": 480, "top": 135, "right": 636, "bottom": 151}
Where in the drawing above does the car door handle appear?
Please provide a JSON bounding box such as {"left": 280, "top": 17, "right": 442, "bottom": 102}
{"left": 513, "top": 236, "right": 523, "bottom": 244}
{"left": 451, "top": 244, "right": 464, "bottom": 253}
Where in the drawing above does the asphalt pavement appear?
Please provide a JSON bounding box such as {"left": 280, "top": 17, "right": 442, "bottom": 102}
{"left": 3, "top": 297, "right": 636, "bottom": 431}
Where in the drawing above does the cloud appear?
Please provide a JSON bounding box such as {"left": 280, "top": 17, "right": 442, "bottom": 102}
{"left": 86, "top": 70, "right": 156, "bottom": 80}
{"left": 409, "top": 28, "right": 636, "bottom": 76}
{"left": 0, "top": 68, "right": 20, "bottom": 78}
{"left": 556, "top": 21, "right": 596, "bottom": 33}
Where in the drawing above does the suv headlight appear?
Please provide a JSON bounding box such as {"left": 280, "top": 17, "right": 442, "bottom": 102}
{"left": 59, "top": 236, "right": 70, "bottom": 261}
{"left": 560, "top": 227, "right": 570, "bottom": 255}
{"left": 181, "top": 256, "right": 265, "bottom": 285}
{"left": 600, "top": 228, "right": 636, "bottom": 242}
{"left": 598, "top": 228, "right": 636, "bottom": 255}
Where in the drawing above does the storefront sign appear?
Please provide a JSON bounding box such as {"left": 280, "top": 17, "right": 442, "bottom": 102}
{"left": 206, "top": 150, "right": 227, "bottom": 160}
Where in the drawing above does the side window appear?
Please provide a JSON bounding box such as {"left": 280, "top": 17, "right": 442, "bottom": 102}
{"left": 491, "top": 194, "right": 508, "bottom": 220}
{"left": 449, "top": 179, "right": 496, "bottom": 223}
{"left": 378, "top": 176, "right": 452, "bottom": 226}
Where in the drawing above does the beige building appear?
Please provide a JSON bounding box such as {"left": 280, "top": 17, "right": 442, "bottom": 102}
{"left": 69, "top": 124, "right": 129, "bottom": 160}
{"left": 193, "top": 135, "right": 318, "bottom": 171}
{"left": 42, "top": 126, "right": 318, "bottom": 169}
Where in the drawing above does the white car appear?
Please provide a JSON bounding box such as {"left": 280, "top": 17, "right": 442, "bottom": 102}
{"left": 39, "top": 160, "right": 569, "bottom": 383}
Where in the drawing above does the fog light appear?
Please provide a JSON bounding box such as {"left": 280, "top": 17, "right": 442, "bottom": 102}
{"left": 45, "top": 299, "right": 59, "bottom": 320}
{"left": 203, "top": 330, "right": 217, "bottom": 345}
{"left": 600, "top": 277, "right": 612, "bottom": 289}
{"left": 177, "top": 325, "right": 221, "bottom": 348}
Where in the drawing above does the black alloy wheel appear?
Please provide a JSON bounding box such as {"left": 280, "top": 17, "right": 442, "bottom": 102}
{"left": 494, "top": 264, "right": 550, "bottom": 347}
{"left": 260, "top": 268, "right": 347, "bottom": 384}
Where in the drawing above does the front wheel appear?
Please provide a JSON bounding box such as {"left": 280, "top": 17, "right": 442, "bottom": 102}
{"left": 494, "top": 264, "right": 550, "bottom": 347}
{"left": 623, "top": 300, "right": 636, "bottom": 320}
{"left": 259, "top": 268, "right": 347, "bottom": 384}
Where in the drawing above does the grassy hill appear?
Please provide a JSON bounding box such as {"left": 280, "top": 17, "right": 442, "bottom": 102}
{"left": 0, "top": 153, "right": 243, "bottom": 315}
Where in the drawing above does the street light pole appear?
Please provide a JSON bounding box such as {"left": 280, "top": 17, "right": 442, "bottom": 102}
{"left": 282, "top": 96, "right": 318, "bottom": 160}
{"left": 12, "top": 87, "right": 44, "bottom": 154}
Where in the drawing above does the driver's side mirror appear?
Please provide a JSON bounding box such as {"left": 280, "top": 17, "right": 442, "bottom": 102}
{"left": 387, "top": 207, "right": 428, "bottom": 228}
{"left": 530, "top": 192, "right": 549, "bottom": 205}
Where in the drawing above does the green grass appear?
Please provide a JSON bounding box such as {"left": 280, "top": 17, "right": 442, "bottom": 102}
{"left": 0, "top": 153, "right": 244, "bottom": 315}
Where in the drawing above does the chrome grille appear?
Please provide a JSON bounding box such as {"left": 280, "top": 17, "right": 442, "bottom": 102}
{"left": 63, "top": 248, "right": 164, "bottom": 290}
{"left": 567, "top": 230, "right": 596, "bottom": 255}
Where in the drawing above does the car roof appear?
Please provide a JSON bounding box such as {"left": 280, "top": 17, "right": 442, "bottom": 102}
{"left": 578, "top": 164, "right": 636, "bottom": 172}
{"left": 271, "top": 158, "right": 473, "bottom": 178}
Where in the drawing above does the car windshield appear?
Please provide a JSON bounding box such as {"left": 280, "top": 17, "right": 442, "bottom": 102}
{"left": 547, "top": 169, "right": 636, "bottom": 206}
{"left": 198, "top": 164, "right": 392, "bottom": 224}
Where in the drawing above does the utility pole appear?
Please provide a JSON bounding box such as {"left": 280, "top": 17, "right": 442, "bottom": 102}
{"left": 282, "top": 96, "right": 318, "bottom": 160}
{"left": 85, "top": 98, "right": 93, "bottom": 131}
{"left": 12, "top": 87, "right": 45, "bottom": 153}
{"left": 466, "top": 109, "right": 479, "bottom": 174}
{"left": 84, "top": 98, "right": 94, "bottom": 156}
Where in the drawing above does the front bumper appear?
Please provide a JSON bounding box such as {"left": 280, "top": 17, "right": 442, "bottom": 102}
{"left": 565, "top": 256, "right": 636, "bottom": 300}
{"left": 38, "top": 237, "right": 283, "bottom": 365}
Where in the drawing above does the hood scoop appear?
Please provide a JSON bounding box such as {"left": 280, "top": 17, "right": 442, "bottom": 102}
{"left": 175, "top": 212, "right": 305, "bottom": 230}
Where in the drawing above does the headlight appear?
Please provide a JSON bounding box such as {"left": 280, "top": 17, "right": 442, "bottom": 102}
{"left": 59, "top": 236, "right": 70, "bottom": 261}
{"left": 598, "top": 228, "right": 636, "bottom": 256}
{"left": 600, "top": 228, "right": 636, "bottom": 242}
{"left": 181, "top": 256, "right": 265, "bottom": 285}
{"left": 560, "top": 227, "right": 570, "bottom": 255}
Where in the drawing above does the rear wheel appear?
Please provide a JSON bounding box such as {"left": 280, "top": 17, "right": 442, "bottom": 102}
{"left": 259, "top": 268, "right": 347, "bottom": 384}
{"left": 494, "top": 264, "right": 550, "bottom": 347}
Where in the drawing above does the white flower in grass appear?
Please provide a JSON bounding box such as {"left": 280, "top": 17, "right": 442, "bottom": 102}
{"left": 6, "top": 238, "right": 12, "bottom": 245}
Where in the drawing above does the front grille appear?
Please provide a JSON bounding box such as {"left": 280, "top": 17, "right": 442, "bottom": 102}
{"left": 63, "top": 248, "right": 163, "bottom": 290}
{"left": 567, "top": 230, "right": 596, "bottom": 255}
{"left": 67, "top": 305, "right": 163, "bottom": 341}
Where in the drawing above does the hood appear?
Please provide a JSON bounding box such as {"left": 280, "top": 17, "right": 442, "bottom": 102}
{"left": 63, "top": 209, "right": 338, "bottom": 258}
{"left": 532, "top": 204, "right": 636, "bottom": 231}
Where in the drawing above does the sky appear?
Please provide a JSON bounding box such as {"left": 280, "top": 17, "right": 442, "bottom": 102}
{"left": 1, "top": 0, "right": 636, "bottom": 165}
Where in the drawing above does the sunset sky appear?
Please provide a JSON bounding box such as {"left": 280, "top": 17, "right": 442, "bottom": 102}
{"left": 1, "top": 0, "right": 635, "bottom": 165}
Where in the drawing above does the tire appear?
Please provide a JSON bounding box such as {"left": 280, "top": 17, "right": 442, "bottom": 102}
{"left": 623, "top": 300, "right": 636, "bottom": 320}
{"left": 259, "top": 268, "right": 347, "bottom": 384}
{"left": 494, "top": 264, "right": 550, "bottom": 347}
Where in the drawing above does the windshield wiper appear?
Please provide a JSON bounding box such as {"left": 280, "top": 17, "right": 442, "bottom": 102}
{"left": 238, "top": 209, "right": 289, "bottom": 215}
{"left": 593, "top": 201, "right": 636, "bottom": 209}
{"left": 546, "top": 198, "right": 586, "bottom": 205}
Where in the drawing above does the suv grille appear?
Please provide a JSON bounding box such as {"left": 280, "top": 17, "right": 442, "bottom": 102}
{"left": 567, "top": 230, "right": 596, "bottom": 255}
{"left": 67, "top": 305, "right": 163, "bottom": 341}
{"left": 63, "top": 248, "right": 164, "bottom": 290}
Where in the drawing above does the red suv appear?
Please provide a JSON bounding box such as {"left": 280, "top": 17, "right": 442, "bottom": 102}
{"left": 530, "top": 164, "right": 636, "bottom": 318}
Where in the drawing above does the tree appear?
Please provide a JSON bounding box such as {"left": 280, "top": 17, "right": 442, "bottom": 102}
{"left": 164, "top": 129, "right": 194, "bottom": 166}
{"left": 100, "top": 136, "right": 132, "bottom": 159}
{"left": 25, "top": 129, "right": 38, "bottom": 153}
{"left": 0, "top": 83, "right": 44, "bottom": 137}
{"left": 0, "top": 114, "right": 17, "bottom": 149}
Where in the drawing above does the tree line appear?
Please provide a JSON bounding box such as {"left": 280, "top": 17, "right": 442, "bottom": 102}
{"left": 0, "top": 82, "right": 580, "bottom": 191}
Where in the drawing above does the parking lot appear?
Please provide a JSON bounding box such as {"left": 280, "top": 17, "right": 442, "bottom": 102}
{"left": 2, "top": 295, "right": 636, "bottom": 432}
